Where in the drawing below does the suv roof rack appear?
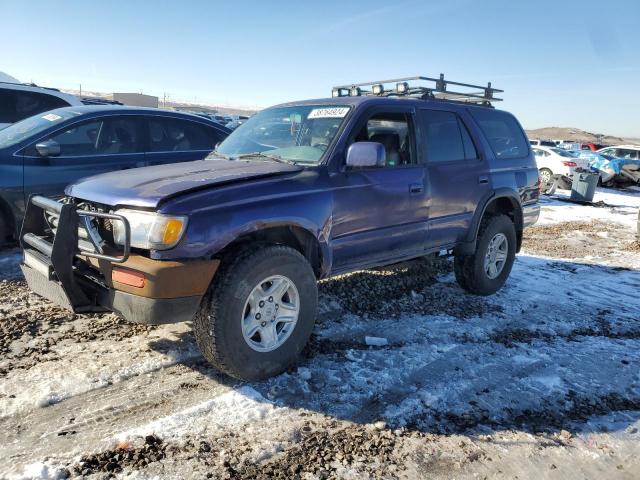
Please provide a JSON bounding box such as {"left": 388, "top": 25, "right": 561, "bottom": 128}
{"left": 332, "top": 74, "right": 503, "bottom": 106}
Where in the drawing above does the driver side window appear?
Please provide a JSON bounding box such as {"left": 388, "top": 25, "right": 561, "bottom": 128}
{"left": 352, "top": 112, "right": 416, "bottom": 167}
{"left": 26, "top": 117, "right": 139, "bottom": 157}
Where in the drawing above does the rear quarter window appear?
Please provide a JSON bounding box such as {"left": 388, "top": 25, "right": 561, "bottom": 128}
{"left": 469, "top": 109, "right": 529, "bottom": 160}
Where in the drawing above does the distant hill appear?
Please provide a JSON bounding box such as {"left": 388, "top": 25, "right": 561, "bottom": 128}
{"left": 0, "top": 71, "right": 20, "bottom": 83}
{"left": 526, "top": 127, "right": 639, "bottom": 146}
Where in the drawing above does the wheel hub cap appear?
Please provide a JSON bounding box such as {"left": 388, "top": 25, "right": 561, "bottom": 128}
{"left": 484, "top": 233, "right": 508, "bottom": 280}
{"left": 241, "top": 275, "right": 299, "bottom": 352}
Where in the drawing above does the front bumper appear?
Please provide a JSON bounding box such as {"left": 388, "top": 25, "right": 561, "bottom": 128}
{"left": 20, "top": 195, "right": 218, "bottom": 324}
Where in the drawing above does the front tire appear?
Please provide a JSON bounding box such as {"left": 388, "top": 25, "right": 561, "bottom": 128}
{"left": 193, "top": 244, "right": 318, "bottom": 381}
{"left": 454, "top": 214, "right": 517, "bottom": 296}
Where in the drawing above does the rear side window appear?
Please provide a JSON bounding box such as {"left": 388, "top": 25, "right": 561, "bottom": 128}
{"left": 147, "top": 118, "right": 223, "bottom": 152}
{"left": 470, "top": 109, "right": 529, "bottom": 160}
{"left": 419, "top": 110, "right": 477, "bottom": 162}
{"left": 0, "top": 89, "right": 70, "bottom": 123}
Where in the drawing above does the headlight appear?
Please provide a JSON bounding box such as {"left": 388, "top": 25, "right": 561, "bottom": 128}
{"left": 112, "top": 209, "right": 188, "bottom": 250}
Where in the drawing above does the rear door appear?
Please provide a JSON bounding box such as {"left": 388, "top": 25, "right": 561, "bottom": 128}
{"left": 23, "top": 115, "right": 145, "bottom": 200}
{"left": 419, "top": 108, "right": 489, "bottom": 248}
{"left": 144, "top": 117, "right": 226, "bottom": 166}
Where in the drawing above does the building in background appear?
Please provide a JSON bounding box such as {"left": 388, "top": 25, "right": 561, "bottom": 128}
{"left": 112, "top": 92, "right": 158, "bottom": 108}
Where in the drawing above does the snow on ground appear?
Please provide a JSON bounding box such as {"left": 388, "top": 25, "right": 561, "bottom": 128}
{"left": 537, "top": 186, "right": 640, "bottom": 228}
{"left": 1, "top": 186, "right": 639, "bottom": 479}
{"left": 114, "top": 386, "right": 278, "bottom": 444}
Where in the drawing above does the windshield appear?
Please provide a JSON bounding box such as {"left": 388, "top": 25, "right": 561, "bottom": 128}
{"left": 0, "top": 109, "right": 80, "bottom": 149}
{"left": 212, "top": 105, "right": 351, "bottom": 163}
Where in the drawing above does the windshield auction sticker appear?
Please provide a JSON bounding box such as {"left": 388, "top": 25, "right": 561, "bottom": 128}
{"left": 42, "top": 113, "right": 62, "bottom": 122}
{"left": 307, "top": 107, "right": 350, "bottom": 119}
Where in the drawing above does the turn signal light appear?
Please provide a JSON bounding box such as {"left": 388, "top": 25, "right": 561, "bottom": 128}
{"left": 112, "top": 268, "right": 145, "bottom": 288}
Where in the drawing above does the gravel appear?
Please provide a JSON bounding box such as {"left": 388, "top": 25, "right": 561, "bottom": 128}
{"left": 319, "top": 257, "right": 500, "bottom": 319}
{"left": 522, "top": 220, "right": 629, "bottom": 259}
{"left": 228, "top": 423, "right": 404, "bottom": 479}
{"left": 70, "top": 434, "right": 167, "bottom": 478}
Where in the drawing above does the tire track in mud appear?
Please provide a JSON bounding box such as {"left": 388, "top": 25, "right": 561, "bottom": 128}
{"left": 0, "top": 359, "right": 232, "bottom": 474}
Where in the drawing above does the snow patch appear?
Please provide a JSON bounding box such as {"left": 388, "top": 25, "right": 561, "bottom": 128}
{"left": 5, "top": 461, "right": 65, "bottom": 480}
{"left": 114, "top": 386, "right": 276, "bottom": 442}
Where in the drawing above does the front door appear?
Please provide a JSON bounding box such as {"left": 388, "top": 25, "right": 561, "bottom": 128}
{"left": 23, "top": 115, "right": 145, "bottom": 200}
{"left": 330, "top": 108, "right": 429, "bottom": 272}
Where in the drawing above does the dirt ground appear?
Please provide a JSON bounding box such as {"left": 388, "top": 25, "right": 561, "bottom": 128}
{"left": 1, "top": 188, "right": 640, "bottom": 480}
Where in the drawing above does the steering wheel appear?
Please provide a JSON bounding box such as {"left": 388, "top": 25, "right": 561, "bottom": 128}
{"left": 311, "top": 142, "right": 329, "bottom": 151}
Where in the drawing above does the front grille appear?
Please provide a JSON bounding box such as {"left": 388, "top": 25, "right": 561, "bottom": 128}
{"left": 43, "top": 198, "right": 115, "bottom": 250}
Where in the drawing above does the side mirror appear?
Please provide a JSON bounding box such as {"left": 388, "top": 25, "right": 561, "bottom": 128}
{"left": 35, "top": 140, "right": 61, "bottom": 158}
{"left": 346, "top": 142, "right": 386, "bottom": 168}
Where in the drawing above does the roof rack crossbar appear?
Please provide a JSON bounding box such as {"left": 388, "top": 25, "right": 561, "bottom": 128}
{"left": 332, "top": 74, "right": 503, "bottom": 104}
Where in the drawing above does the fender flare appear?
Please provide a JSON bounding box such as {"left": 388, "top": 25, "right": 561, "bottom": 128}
{"left": 457, "top": 189, "right": 523, "bottom": 255}
{"left": 212, "top": 218, "right": 333, "bottom": 278}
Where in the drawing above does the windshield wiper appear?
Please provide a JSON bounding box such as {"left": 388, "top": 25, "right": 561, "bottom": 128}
{"left": 233, "top": 152, "right": 297, "bottom": 165}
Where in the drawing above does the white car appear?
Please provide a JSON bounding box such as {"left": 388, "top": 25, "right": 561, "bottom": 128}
{"left": 532, "top": 146, "right": 590, "bottom": 184}
{"left": 596, "top": 145, "right": 640, "bottom": 160}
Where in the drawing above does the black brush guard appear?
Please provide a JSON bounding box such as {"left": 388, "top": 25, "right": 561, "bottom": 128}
{"left": 20, "top": 195, "right": 131, "bottom": 312}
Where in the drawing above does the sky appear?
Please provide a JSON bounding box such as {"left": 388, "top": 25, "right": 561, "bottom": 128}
{"left": 2, "top": 0, "right": 639, "bottom": 137}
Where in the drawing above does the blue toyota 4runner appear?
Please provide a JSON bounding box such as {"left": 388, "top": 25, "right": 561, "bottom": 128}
{"left": 20, "top": 75, "right": 540, "bottom": 380}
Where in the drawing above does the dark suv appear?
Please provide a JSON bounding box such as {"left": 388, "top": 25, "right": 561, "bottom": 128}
{"left": 19, "top": 75, "right": 540, "bottom": 381}
{"left": 0, "top": 82, "right": 122, "bottom": 130}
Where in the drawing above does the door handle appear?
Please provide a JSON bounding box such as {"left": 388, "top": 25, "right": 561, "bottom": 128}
{"left": 409, "top": 183, "right": 424, "bottom": 194}
{"left": 478, "top": 175, "right": 489, "bottom": 184}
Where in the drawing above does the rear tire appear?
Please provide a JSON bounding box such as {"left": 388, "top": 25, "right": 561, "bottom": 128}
{"left": 539, "top": 168, "right": 552, "bottom": 185}
{"left": 454, "top": 214, "right": 517, "bottom": 296}
{"left": 193, "top": 244, "right": 318, "bottom": 381}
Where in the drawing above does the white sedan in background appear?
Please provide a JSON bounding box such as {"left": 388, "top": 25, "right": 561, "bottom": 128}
{"left": 532, "top": 146, "right": 590, "bottom": 184}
